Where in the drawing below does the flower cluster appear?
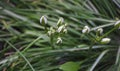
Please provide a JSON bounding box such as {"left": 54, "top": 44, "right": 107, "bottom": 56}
{"left": 40, "top": 16, "right": 67, "bottom": 49}
{"left": 82, "top": 25, "right": 110, "bottom": 44}
{"left": 56, "top": 18, "right": 67, "bottom": 44}
{"left": 81, "top": 20, "right": 120, "bottom": 44}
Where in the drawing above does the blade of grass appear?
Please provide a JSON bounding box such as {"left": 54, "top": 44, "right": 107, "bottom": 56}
{"left": 89, "top": 49, "right": 109, "bottom": 71}
{"left": 5, "top": 40, "right": 35, "bottom": 71}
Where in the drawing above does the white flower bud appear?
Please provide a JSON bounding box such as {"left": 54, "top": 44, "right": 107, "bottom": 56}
{"left": 101, "top": 38, "right": 111, "bottom": 44}
{"left": 64, "top": 23, "right": 67, "bottom": 27}
{"left": 84, "top": 26, "right": 89, "bottom": 29}
{"left": 47, "top": 31, "right": 52, "bottom": 36}
{"left": 50, "top": 27, "right": 55, "bottom": 33}
{"left": 40, "top": 16, "right": 47, "bottom": 25}
{"left": 57, "top": 18, "right": 64, "bottom": 27}
{"left": 57, "top": 25, "right": 65, "bottom": 33}
{"left": 97, "top": 28, "right": 103, "bottom": 34}
{"left": 82, "top": 26, "right": 90, "bottom": 34}
{"left": 56, "top": 37, "right": 62, "bottom": 44}
{"left": 47, "top": 27, "right": 55, "bottom": 36}
{"left": 63, "top": 29, "right": 67, "bottom": 34}
{"left": 82, "top": 29, "right": 88, "bottom": 34}
{"left": 114, "top": 20, "right": 120, "bottom": 29}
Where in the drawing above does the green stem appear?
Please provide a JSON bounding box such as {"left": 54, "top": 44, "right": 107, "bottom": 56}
{"left": 89, "top": 41, "right": 95, "bottom": 51}
{"left": 99, "top": 27, "right": 117, "bottom": 40}
{"left": 50, "top": 35, "right": 55, "bottom": 49}
{"left": 22, "top": 35, "right": 43, "bottom": 53}
{"left": 5, "top": 40, "right": 35, "bottom": 71}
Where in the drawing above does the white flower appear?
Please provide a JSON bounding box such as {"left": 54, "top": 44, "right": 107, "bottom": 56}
{"left": 47, "top": 31, "right": 52, "bottom": 36}
{"left": 82, "top": 26, "right": 90, "bottom": 34}
{"left": 64, "top": 23, "right": 67, "bottom": 27}
{"left": 40, "top": 16, "right": 47, "bottom": 24}
{"left": 47, "top": 27, "right": 55, "bottom": 36}
{"left": 114, "top": 20, "right": 120, "bottom": 29}
{"left": 56, "top": 37, "right": 62, "bottom": 44}
{"left": 50, "top": 27, "right": 55, "bottom": 33}
{"left": 84, "top": 26, "right": 89, "bottom": 29}
{"left": 57, "top": 18, "right": 64, "bottom": 27}
{"left": 101, "top": 38, "right": 111, "bottom": 44}
{"left": 57, "top": 25, "right": 65, "bottom": 33}
{"left": 63, "top": 29, "right": 67, "bottom": 33}
{"left": 82, "top": 29, "right": 88, "bottom": 34}
{"left": 97, "top": 28, "right": 103, "bottom": 34}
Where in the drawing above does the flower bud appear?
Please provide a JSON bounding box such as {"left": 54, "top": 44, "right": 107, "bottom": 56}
{"left": 47, "top": 27, "right": 55, "bottom": 36}
{"left": 114, "top": 20, "right": 120, "bottom": 29}
{"left": 63, "top": 29, "right": 67, "bottom": 34}
{"left": 57, "top": 25, "right": 65, "bottom": 33}
{"left": 57, "top": 18, "right": 64, "bottom": 27}
{"left": 101, "top": 38, "right": 111, "bottom": 44}
{"left": 82, "top": 26, "right": 90, "bottom": 34}
{"left": 47, "top": 31, "right": 52, "bottom": 36}
{"left": 50, "top": 27, "right": 55, "bottom": 33}
{"left": 56, "top": 37, "right": 62, "bottom": 44}
{"left": 40, "top": 16, "right": 47, "bottom": 25}
{"left": 64, "top": 23, "right": 67, "bottom": 27}
{"left": 97, "top": 28, "right": 103, "bottom": 34}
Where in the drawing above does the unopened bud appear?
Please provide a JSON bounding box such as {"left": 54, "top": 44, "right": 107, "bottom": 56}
{"left": 40, "top": 16, "right": 47, "bottom": 25}
{"left": 63, "top": 29, "right": 67, "bottom": 34}
{"left": 82, "top": 26, "right": 90, "bottom": 34}
{"left": 114, "top": 20, "right": 120, "bottom": 29}
{"left": 97, "top": 28, "right": 103, "bottom": 34}
{"left": 64, "top": 23, "right": 67, "bottom": 27}
{"left": 57, "top": 18, "right": 64, "bottom": 27}
{"left": 47, "top": 27, "right": 55, "bottom": 36}
{"left": 56, "top": 37, "right": 62, "bottom": 44}
{"left": 47, "top": 31, "right": 52, "bottom": 36}
{"left": 101, "top": 38, "right": 111, "bottom": 44}
{"left": 57, "top": 25, "right": 65, "bottom": 33}
{"left": 50, "top": 27, "right": 55, "bottom": 33}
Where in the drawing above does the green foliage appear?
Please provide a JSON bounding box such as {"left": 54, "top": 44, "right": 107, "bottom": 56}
{"left": 0, "top": 0, "right": 120, "bottom": 71}
{"left": 59, "top": 62, "right": 79, "bottom": 71}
